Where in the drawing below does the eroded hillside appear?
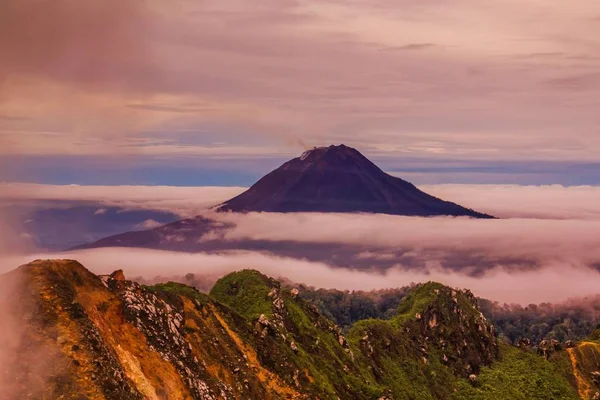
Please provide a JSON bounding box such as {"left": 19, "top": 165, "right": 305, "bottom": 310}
{"left": 0, "top": 260, "right": 590, "bottom": 399}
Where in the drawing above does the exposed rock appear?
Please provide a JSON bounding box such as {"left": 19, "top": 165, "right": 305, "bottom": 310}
{"left": 115, "top": 280, "right": 216, "bottom": 399}
{"left": 428, "top": 313, "right": 438, "bottom": 329}
{"left": 360, "top": 333, "right": 375, "bottom": 357}
{"left": 517, "top": 338, "right": 531, "bottom": 350}
{"left": 257, "top": 314, "right": 270, "bottom": 327}
{"left": 5, "top": 261, "right": 574, "bottom": 400}
{"left": 537, "top": 339, "right": 562, "bottom": 359}
{"left": 591, "top": 371, "right": 600, "bottom": 384}
{"left": 110, "top": 269, "right": 126, "bottom": 281}
{"left": 290, "top": 288, "right": 299, "bottom": 298}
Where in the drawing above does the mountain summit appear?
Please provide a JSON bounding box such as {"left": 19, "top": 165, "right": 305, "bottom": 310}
{"left": 217, "top": 144, "right": 493, "bottom": 218}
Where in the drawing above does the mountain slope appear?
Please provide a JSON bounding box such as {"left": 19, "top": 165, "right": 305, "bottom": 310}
{"left": 0, "top": 260, "right": 581, "bottom": 399}
{"left": 550, "top": 332, "right": 600, "bottom": 400}
{"left": 217, "top": 144, "right": 493, "bottom": 218}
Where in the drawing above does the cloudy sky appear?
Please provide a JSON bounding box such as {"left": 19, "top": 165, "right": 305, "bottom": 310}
{"left": 2, "top": 0, "right": 600, "bottom": 185}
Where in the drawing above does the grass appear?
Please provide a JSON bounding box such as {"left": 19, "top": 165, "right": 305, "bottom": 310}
{"left": 209, "top": 270, "right": 275, "bottom": 321}
{"left": 451, "top": 343, "right": 579, "bottom": 400}
{"left": 148, "top": 282, "right": 210, "bottom": 305}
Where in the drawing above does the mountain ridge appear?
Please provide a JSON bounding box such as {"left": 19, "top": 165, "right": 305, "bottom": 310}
{"left": 0, "top": 259, "right": 590, "bottom": 399}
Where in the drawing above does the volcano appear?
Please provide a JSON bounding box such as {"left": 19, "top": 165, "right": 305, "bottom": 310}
{"left": 73, "top": 145, "right": 492, "bottom": 252}
{"left": 216, "top": 144, "right": 493, "bottom": 218}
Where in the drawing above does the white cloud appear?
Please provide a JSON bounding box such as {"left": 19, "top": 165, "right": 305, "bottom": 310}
{"left": 4, "top": 183, "right": 600, "bottom": 219}
{"left": 421, "top": 184, "right": 600, "bottom": 220}
{"left": 3, "top": 247, "right": 599, "bottom": 305}
{"left": 2, "top": 183, "right": 600, "bottom": 305}
{"left": 207, "top": 211, "right": 600, "bottom": 268}
{"left": 0, "top": 183, "right": 245, "bottom": 217}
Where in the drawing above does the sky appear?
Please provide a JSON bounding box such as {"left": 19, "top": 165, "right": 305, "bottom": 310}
{"left": 1, "top": 0, "right": 600, "bottom": 185}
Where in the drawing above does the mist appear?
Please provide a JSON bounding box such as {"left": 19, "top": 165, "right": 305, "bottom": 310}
{"left": 0, "top": 182, "right": 245, "bottom": 217}
{"left": 0, "top": 247, "right": 598, "bottom": 305}
{"left": 1, "top": 183, "right": 600, "bottom": 305}
{"left": 4, "top": 182, "right": 600, "bottom": 220}
{"left": 208, "top": 211, "right": 600, "bottom": 270}
{"left": 0, "top": 267, "right": 60, "bottom": 398}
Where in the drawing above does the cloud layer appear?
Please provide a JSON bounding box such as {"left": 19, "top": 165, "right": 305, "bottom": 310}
{"left": 1, "top": 183, "right": 599, "bottom": 305}
{"left": 0, "top": 182, "right": 244, "bottom": 217}
{"left": 2, "top": 247, "right": 599, "bottom": 305}
{"left": 4, "top": 182, "right": 600, "bottom": 219}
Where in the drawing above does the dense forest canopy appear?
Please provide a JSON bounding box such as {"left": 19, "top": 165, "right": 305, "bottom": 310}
{"left": 296, "top": 284, "right": 600, "bottom": 344}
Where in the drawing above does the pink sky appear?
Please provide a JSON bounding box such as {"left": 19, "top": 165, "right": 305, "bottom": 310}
{"left": 1, "top": 0, "right": 600, "bottom": 171}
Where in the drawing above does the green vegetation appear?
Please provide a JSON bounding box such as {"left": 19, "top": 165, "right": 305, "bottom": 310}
{"left": 148, "top": 281, "right": 210, "bottom": 305}
{"left": 297, "top": 285, "right": 410, "bottom": 330}
{"left": 452, "top": 343, "right": 579, "bottom": 400}
{"left": 209, "top": 270, "right": 276, "bottom": 320}
{"left": 299, "top": 284, "right": 600, "bottom": 344}
{"left": 13, "top": 261, "right": 588, "bottom": 400}
{"left": 479, "top": 299, "right": 600, "bottom": 344}
{"left": 394, "top": 281, "right": 449, "bottom": 324}
{"left": 176, "top": 271, "right": 590, "bottom": 399}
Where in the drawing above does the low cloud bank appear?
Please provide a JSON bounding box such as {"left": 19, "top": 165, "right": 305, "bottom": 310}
{"left": 0, "top": 183, "right": 245, "bottom": 217}
{"left": 2, "top": 248, "right": 600, "bottom": 305}
{"left": 2, "top": 183, "right": 600, "bottom": 219}
{"left": 1, "top": 183, "right": 599, "bottom": 305}
{"left": 0, "top": 267, "right": 58, "bottom": 398}
{"left": 421, "top": 184, "right": 600, "bottom": 220}
{"left": 208, "top": 211, "right": 600, "bottom": 270}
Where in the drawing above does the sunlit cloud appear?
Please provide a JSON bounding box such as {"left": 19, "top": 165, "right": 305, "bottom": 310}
{"left": 2, "top": 183, "right": 600, "bottom": 304}
{"left": 1, "top": 0, "right": 599, "bottom": 172}
{"left": 3, "top": 247, "right": 599, "bottom": 305}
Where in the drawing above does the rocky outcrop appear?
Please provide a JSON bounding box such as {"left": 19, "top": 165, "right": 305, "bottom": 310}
{"left": 538, "top": 338, "right": 563, "bottom": 359}
{"left": 113, "top": 279, "right": 219, "bottom": 399}
{"left": 0, "top": 261, "right": 583, "bottom": 400}
{"left": 402, "top": 283, "right": 499, "bottom": 376}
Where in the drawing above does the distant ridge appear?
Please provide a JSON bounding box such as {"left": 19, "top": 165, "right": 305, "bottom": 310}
{"left": 216, "top": 144, "right": 493, "bottom": 218}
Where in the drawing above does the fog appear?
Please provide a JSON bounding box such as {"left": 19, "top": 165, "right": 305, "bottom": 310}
{"left": 0, "top": 267, "right": 59, "bottom": 398}
{"left": 3, "top": 183, "right": 600, "bottom": 219}
{"left": 0, "top": 183, "right": 245, "bottom": 217}
{"left": 1, "top": 183, "right": 599, "bottom": 306}
{"left": 0, "top": 247, "right": 597, "bottom": 305}
{"left": 208, "top": 211, "right": 600, "bottom": 269}
{"left": 421, "top": 184, "right": 600, "bottom": 220}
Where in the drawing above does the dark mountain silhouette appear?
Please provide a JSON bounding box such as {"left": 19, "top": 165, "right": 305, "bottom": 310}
{"left": 217, "top": 144, "right": 493, "bottom": 218}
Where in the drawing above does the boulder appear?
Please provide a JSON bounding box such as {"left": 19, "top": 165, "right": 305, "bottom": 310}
{"left": 110, "top": 269, "right": 126, "bottom": 281}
